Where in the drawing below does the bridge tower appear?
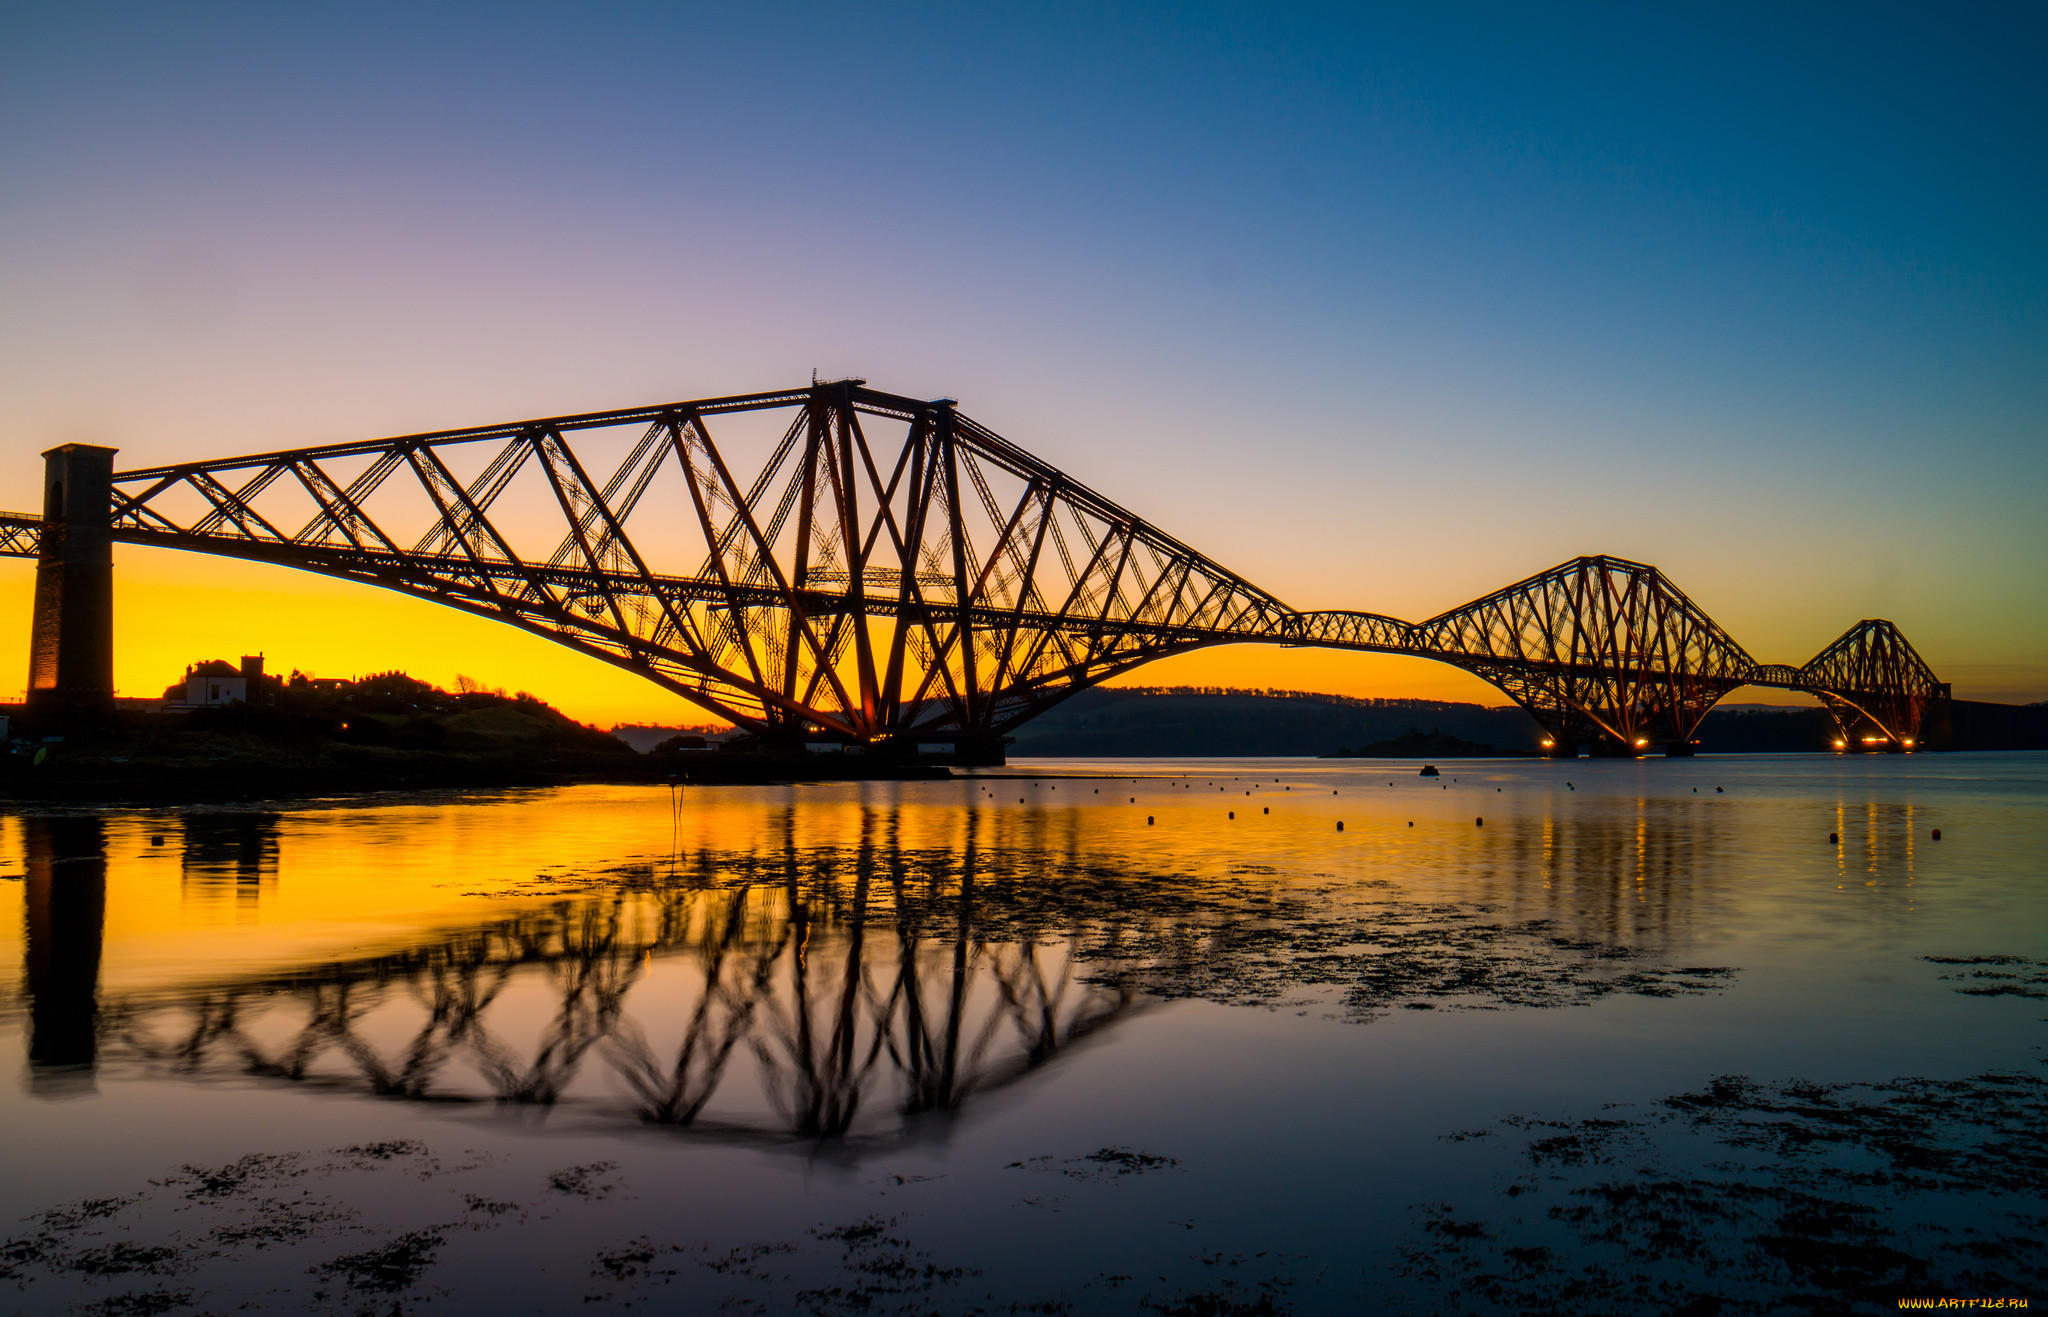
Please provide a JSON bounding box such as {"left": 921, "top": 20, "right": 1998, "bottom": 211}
{"left": 27, "top": 444, "right": 118, "bottom": 726}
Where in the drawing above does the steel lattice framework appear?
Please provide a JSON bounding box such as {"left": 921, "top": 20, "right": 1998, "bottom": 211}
{"left": 0, "top": 380, "right": 1946, "bottom": 754}
{"left": 0, "top": 513, "right": 40, "bottom": 559}
{"left": 1295, "top": 557, "right": 1764, "bottom": 751}
{"left": 1798, "top": 620, "right": 1946, "bottom": 747}
{"left": 1296, "top": 559, "right": 1944, "bottom": 750}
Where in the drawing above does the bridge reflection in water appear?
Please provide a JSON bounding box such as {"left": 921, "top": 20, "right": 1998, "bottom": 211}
{"left": 21, "top": 817, "right": 107, "bottom": 1090}
{"left": 97, "top": 816, "right": 1152, "bottom": 1147}
{"left": 5, "top": 782, "right": 1781, "bottom": 1146}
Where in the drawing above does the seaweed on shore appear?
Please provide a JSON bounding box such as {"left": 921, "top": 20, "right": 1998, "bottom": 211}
{"left": 1923, "top": 954, "right": 2048, "bottom": 1001}
{"left": 1389, "top": 1064, "right": 2048, "bottom": 1314}
{"left": 0, "top": 1141, "right": 485, "bottom": 1313}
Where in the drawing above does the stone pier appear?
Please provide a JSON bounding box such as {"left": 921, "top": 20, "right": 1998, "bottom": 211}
{"left": 26, "top": 444, "right": 117, "bottom": 727}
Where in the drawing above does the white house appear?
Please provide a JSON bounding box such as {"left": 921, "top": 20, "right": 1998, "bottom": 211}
{"left": 167, "top": 656, "right": 268, "bottom": 708}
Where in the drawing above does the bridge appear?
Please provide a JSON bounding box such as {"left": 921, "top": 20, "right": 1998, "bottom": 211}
{"left": 4, "top": 378, "right": 1944, "bottom": 759}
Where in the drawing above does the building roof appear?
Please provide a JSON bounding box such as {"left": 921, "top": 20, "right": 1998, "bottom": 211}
{"left": 188, "top": 660, "right": 244, "bottom": 678}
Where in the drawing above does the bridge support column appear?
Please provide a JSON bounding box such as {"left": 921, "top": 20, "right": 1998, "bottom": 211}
{"left": 27, "top": 445, "right": 118, "bottom": 728}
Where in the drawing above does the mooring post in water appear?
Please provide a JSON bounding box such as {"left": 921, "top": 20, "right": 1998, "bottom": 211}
{"left": 27, "top": 444, "right": 117, "bottom": 728}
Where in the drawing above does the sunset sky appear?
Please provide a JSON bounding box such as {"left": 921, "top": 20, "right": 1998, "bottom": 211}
{"left": 2, "top": 5, "right": 2042, "bottom": 725}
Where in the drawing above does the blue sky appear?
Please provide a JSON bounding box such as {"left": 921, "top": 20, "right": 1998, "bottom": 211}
{"left": 2, "top": 3, "right": 2042, "bottom": 711}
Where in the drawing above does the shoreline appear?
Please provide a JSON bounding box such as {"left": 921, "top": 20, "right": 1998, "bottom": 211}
{"left": 0, "top": 742, "right": 952, "bottom": 806}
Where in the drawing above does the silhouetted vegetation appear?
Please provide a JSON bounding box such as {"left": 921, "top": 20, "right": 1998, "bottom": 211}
{"left": 0, "top": 673, "right": 642, "bottom": 801}
{"left": 0, "top": 669, "right": 949, "bottom": 801}
{"left": 175, "top": 669, "right": 629, "bottom": 755}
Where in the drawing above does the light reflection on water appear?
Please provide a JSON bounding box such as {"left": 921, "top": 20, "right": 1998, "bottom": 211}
{"left": 1, "top": 754, "right": 2043, "bottom": 1312}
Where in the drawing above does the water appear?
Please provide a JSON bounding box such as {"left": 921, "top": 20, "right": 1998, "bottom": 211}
{"left": 1, "top": 754, "right": 2042, "bottom": 1314}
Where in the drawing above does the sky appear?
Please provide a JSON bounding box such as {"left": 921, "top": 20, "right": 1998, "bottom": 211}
{"left": 1, "top": 2, "right": 2043, "bottom": 725}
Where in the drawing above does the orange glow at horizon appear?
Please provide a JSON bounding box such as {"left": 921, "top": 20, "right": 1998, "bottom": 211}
{"left": 0, "top": 548, "right": 1827, "bottom": 731}
{"left": 0, "top": 552, "right": 719, "bottom": 730}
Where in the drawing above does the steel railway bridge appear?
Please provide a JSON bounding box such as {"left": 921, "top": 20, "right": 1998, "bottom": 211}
{"left": 5, "top": 379, "right": 1944, "bottom": 759}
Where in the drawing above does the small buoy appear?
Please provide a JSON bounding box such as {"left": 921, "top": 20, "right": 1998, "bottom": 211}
{"left": 1407, "top": 821, "right": 1413, "bottom": 827}
{"left": 1019, "top": 798, "right": 1025, "bottom": 803}
{"left": 150, "top": 834, "right": 165, "bottom": 846}
{"left": 1130, "top": 797, "right": 1136, "bottom": 803}
{"left": 1228, "top": 811, "right": 1234, "bottom": 819}
{"left": 1716, "top": 787, "right": 1723, "bottom": 793}
{"left": 1829, "top": 832, "right": 1839, "bottom": 843}
{"left": 1476, "top": 817, "right": 1484, "bottom": 827}
{"left": 1147, "top": 816, "right": 1154, "bottom": 825}
{"left": 1693, "top": 787, "right": 1698, "bottom": 792}
{"left": 1932, "top": 828, "right": 1941, "bottom": 840}
{"left": 1336, "top": 821, "right": 1344, "bottom": 831}
{"left": 1263, "top": 806, "right": 1269, "bottom": 814}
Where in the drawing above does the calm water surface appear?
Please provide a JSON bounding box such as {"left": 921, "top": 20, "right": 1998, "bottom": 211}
{"left": 2, "top": 754, "right": 2043, "bottom": 1314}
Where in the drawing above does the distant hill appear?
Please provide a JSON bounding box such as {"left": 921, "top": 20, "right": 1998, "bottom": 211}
{"left": 1692, "top": 705, "right": 1836, "bottom": 752}
{"left": 610, "top": 722, "right": 728, "bottom": 752}
{"left": 1005, "top": 690, "right": 2048, "bottom": 757}
{"left": 1942, "top": 699, "right": 2048, "bottom": 750}
{"left": 1322, "top": 729, "right": 1522, "bottom": 758}
{"left": 1698, "top": 701, "right": 2048, "bottom": 752}
{"left": 1007, "top": 688, "right": 1546, "bottom": 757}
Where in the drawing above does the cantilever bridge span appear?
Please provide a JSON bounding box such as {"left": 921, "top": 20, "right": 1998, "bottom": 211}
{"left": 4, "top": 380, "right": 1944, "bottom": 759}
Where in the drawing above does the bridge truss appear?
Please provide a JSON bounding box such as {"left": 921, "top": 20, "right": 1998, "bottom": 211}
{"left": 1293, "top": 560, "right": 1943, "bottom": 752}
{"left": 1, "top": 381, "right": 1944, "bottom": 755}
